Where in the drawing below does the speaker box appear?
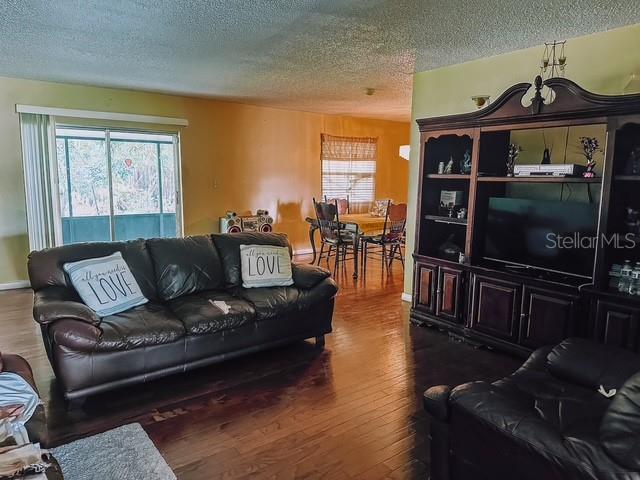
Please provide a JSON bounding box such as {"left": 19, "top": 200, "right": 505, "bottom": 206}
{"left": 219, "top": 210, "right": 274, "bottom": 233}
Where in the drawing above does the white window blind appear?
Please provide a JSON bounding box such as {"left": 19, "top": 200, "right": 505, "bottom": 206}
{"left": 321, "top": 134, "right": 377, "bottom": 210}
{"left": 20, "top": 113, "right": 63, "bottom": 251}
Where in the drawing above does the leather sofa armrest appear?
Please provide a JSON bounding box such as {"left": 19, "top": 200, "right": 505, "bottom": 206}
{"left": 33, "top": 286, "right": 100, "bottom": 326}
{"left": 49, "top": 319, "right": 102, "bottom": 351}
{"left": 296, "top": 277, "right": 338, "bottom": 310}
{"left": 423, "top": 385, "right": 452, "bottom": 422}
{"left": 292, "top": 263, "right": 331, "bottom": 289}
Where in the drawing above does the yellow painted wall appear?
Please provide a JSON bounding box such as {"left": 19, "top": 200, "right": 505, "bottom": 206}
{"left": 405, "top": 23, "right": 640, "bottom": 294}
{"left": 0, "top": 77, "right": 409, "bottom": 283}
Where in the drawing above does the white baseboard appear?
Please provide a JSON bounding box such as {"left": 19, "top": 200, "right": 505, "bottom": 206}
{"left": 0, "top": 280, "right": 31, "bottom": 291}
{"left": 293, "top": 248, "right": 313, "bottom": 256}
{"left": 401, "top": 292, "right": 412, "bottom": 303}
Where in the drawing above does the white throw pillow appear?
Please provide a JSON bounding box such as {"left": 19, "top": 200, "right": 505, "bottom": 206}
{"left": 240, "top": 244, "right": 293, "bottom": 288}
{"left": 63, "top": 252, "right": 148, "bottom": 317}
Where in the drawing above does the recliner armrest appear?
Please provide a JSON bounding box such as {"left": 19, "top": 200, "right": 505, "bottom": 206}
{"left": 292, "top": 263, "right": 331, "bottom": 289}
{"left": 423, "top": 385, "right": 452, "bottom": 422}
{"left": 33, "top": 286, "right": 100, "bottom": 326}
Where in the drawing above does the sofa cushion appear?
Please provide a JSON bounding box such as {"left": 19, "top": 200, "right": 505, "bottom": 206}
{"left": 233, "top": 286, "right": 300, "bottom": 321}
{"left": 212, "top": 233, "right": 291, "bottom": 287}
{"left": 28, "top": 239, "right": 158, "bottom": 301}
{"left": 147, "top": 236, "right": 224, "bottom": 301}
{"left": 168, "top": 291, "right": 256, "bottom": 335}
{"left": 95, "top": 303, "right": 185, "bottom": 351}
{"left": 600, "top": 371, "right": 640, "bottom": 470}
{"left": 546, "top": 338, "right": 640, "bottom": 391}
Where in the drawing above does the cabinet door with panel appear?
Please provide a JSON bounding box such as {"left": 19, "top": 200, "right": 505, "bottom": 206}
{"left": 519, "top": 286, "right": 579, "bottom": 349}
{"left": 436, "top": 266, "right": 465, "bottom": 323}
{"left": 593, "top": 300, "right": 640, "bottom": 352}
{"left": 470, "top": 275, "right": 522, "bottom": 342}
{"left": 414, "top": 262, "right": 438, "bottom": 314}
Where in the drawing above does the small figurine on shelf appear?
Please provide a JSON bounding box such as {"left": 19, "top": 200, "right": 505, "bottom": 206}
{"left": 460, "top": 149, "right": 472, "bottom": 174}
{"left": 506, "top": 143, "right": 522, "bottom": 177}
{"left": 443, "top": 156, "right": 455, "bottom": 174}
{"left": 579, "top": 136, "right": 601, "bottom": 178}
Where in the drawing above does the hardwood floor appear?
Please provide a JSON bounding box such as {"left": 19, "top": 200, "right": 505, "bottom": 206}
{"left": 0, "top": 257, "right": 521, "bottom": 479}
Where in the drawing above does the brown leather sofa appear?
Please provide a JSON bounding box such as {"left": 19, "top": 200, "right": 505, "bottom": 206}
{"left": 423, "top": 338, "right": 640, "bottom": 480}
{"left": 28, "top": 233, "right": 337, "bottom": 401}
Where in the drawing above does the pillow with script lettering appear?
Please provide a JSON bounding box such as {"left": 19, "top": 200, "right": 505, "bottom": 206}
{"left": 63, "top": 252, "right": 148, "bottom": 317}
{"left": 240, "top": 245, "right": 293, "bottom": 288}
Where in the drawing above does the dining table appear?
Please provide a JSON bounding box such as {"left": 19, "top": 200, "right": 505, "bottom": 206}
{"left": 305, "top": 213, "right": 387, "bottom": 278}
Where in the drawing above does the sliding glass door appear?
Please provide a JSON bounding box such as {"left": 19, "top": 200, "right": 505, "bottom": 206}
{"left": 55, "top": 127, "right": 181, "bottom": 244}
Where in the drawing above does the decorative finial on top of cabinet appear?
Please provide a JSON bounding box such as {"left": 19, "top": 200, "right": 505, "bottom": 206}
{"left": 534, "top": 75, "right": 543, "bottom": 90}
{"left": 530, "top": 75, "right": 545, "bottom": 115}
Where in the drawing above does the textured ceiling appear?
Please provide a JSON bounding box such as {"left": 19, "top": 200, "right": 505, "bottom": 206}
{"left": 0, "top": 1, "right": 638, "bottom": 121}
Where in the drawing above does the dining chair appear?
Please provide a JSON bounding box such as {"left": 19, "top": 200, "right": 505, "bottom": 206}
{"left": 323, "top": 195, "right": 350, "bottom": 215}
{"left": 360, "top": 201, "right": 407, "bottom": 275}
{"left": 313, "top": 198, "right": 357, "bottom": 275}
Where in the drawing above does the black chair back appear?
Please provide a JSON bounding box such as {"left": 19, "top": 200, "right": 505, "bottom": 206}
{"left": 313, "top": 198, "right": 342, "bottom": 243}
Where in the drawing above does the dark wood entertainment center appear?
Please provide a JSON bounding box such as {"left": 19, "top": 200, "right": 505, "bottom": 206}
{"left": 410, "top": 76, "right": 640, "bottom": 356}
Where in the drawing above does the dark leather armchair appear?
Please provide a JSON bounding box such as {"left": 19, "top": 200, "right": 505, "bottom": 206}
{"left": 423, "top": 338, "right": 640, "bottom": 480}
{"left": 28, "top": 233, "right": 337, "bottom": 401}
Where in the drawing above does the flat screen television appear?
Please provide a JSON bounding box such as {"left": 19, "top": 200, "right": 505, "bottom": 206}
{"left": 483, "top": 197, "right": 599, "bottom": 279}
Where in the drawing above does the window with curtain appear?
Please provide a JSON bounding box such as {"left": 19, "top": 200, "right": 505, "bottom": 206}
{"left": 321, "top": 134, "right": 377, "bottom": 212}
{"left": 19, "top": 108, "right": 186, "bottom": 252}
